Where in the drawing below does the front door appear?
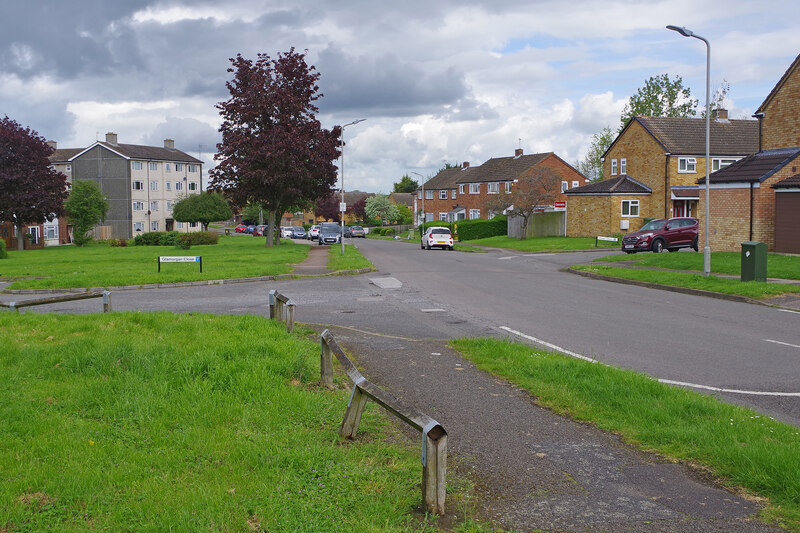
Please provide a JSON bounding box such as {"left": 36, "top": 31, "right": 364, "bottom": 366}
{"left": 166, "top": 219, "right": 174, "bottom": 232}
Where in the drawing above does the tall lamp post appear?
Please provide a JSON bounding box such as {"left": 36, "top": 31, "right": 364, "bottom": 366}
{"left": 411, "top": 171, "right": 424, "bottom": 227}
{"left": 667, "top": 24, "right": 711, "bottom": 276}
{"left": 339, "top": 118, "right": 366, "bottom": 255}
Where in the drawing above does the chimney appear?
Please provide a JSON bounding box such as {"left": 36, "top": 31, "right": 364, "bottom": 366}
{"left": 164, "top": 138, "right": 175, "bottom": 149}
{"left": 713, "top": 108, "right": 729, "bottom": 121}
{"left": 462, "top": 161, "right": 470, "bottom": 169}
{"left": 514, "top": 148, "right": 523, "bottom": 157}
{"left": 105, "top": 132, "right": 118, "bottom": 145}
{"left": 46, "top": 140, "right": 57, "bottom": 150}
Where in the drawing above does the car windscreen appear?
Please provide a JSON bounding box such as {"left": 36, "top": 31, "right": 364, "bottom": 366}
{"left": 639, "top": 220, "right": 666, "bottom": 231}
{"left": 431, "top": 228, "right": 451, "bottom": 235}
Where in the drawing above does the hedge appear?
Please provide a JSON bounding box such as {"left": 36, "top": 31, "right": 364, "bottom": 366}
{"left": 453, "top": 215, "right": 507, "bottom": 241}
{"left": 133, "top": 231, "right": 218, "bottom": 246}
{"left": 0, "top": 238, "right": 6, "bottom": 259}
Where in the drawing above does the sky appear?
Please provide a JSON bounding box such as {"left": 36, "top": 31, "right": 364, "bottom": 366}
{"left": 2, "top": 1, "right": 799, "bottom": 193}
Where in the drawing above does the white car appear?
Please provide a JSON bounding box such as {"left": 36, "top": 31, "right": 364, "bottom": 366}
{"left": 308, "top": 225, "right": 320, "bottom": 240}
{"left": 421, "top": 227, "right": 454, "bottom": 250}
{"left": 281, "top": 226, "right": 293, "bottom": 238}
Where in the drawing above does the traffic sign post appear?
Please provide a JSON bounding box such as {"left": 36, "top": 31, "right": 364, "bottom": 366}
{"left": 158, "top": 256, "right": 202, "bottom": 273}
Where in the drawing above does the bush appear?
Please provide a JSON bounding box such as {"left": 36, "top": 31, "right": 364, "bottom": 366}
{"left": 176, "top": 234, "right": 192, "bottom": 250}
{"left": 159, "top": 231, "right": 180, "bottom": 246}
{"left": 454, "top": 216, "right": 507, "bottom": 241}
{"left": 109, "top": 238, "right": 128, "bottom": 247}
{"left": 0, "top": 238, "right": 6, "bottom": 259}
{"left": 180, "top": 231, "right": 219, "bottom": 246}
{"left": 382, "top": 228, "right": 395, "bottom": 236}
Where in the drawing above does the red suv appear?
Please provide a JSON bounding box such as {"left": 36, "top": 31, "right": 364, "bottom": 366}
{"left": 621, "top": 217, "right": 699, "bottom": 253}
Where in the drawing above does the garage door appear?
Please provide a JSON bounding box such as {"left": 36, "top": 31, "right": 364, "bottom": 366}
{"left": 775, "top": 192, "right": 800, "bottom": 254}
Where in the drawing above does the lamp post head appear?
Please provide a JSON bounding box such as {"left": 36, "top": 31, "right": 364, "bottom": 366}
{"left": 666, "top": 25, "right": 694, "bottom": 37}
{"left": 342, "top": 118, "right": 366, "bottom": 128}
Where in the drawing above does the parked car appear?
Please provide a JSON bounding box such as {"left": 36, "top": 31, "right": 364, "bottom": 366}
{"left": 290, "top": 226, "right": 307, "bottom": 239}
{"left": 234, "top": 224, "right": 247, "bottom": 233}
{"left": 621, "top": 217, "right": 699, "bottom": 253}
{"left": 421, "top": 227, "right": 454, "bottom": 250}
{"left": 244, "top": 225, "right": 256, "bottom": 234}
{"left": 350, "top": 226, "right": 366, "bottom": 238}
{"left": 343, "top": 226, "right": 353, "bottom": 238}
{"left": 308, "top": 225, "right": 320, "bottom": 240}
{"left": 318, "top": 222, "right": 342, "bottom": 245}
{"left": 281, "top": 226, "right": 293, "bottom": 238}
{"left": 251, "top": 224, "right": 268, "bottom": 236}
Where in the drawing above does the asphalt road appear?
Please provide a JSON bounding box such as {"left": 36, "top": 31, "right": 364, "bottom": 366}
{"left": 7, "top": 237, "right": 799, "bottom": 427}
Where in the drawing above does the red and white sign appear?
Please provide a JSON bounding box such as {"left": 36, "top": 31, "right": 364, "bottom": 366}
{"left": 554, "top": 201, "right": 566, "bottom": 208}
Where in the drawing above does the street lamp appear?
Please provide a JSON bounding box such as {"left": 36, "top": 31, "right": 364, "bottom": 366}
{"left": 339, "top": 118, "right": 366, "bottom": 255}
{"left": 667, "top": 24, "right": 711, "bottom": 276}
{"left": 411, "top": 171, "right": 424, "bottom": 227}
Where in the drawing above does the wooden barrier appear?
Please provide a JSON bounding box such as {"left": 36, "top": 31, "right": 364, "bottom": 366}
{"left": 268, "top": 289, "right": 295, "bottom": 332}
{"left": 320, "top": 329, "right": 447, "bottom": 515}
{"left": 1, "top": 290, "right": 112, "bottom": 313}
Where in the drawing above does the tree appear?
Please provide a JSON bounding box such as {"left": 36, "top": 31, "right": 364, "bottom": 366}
{"left": 347, "top": 196, "right": 367, "bottom": 222}
{"left": 209, "top": 49, "right": 341, "bottom": 247}
{"left": 619, "top": 74, "right": 698, "bottom": 129}
{"left": 394, "top": 202, "right": 413, "bottom": 225}
{"left": 393, "top": 174, "right": 418, "bottom": 193}
{"left": 365, "top": 194, "right": 399, "bottom": 224}
{"left": 703, "top": 79, "right": 731, "bottom": 118}
{"left": 241, "top": 202, "right": 265, "bottom": 225}
{"left": 64, "top": 180, "right": 108, "bottom": 246}
{"left": 0, "top": 116, "right": 68, "bottom": 250}
{"left": 315, "top": 192, "right": 341, "bottom": 222}
{"left": 577, "top": 126, "right": 614, "bottom": 181}
{"left": 483, "top": 167, "right": 561, "bottom": 239}
{"left": 172, "top": 192, "right": 233, "bottom": 231}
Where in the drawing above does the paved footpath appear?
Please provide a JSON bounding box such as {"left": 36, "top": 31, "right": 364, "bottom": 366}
{"left": 325, "top": 324, "right": 780, "bottom": 532}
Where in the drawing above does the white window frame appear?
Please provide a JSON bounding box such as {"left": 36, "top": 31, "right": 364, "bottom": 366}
{"left": 417, "top": 190, "right": 422, "bottom": 199}
{"left": 439, "top": 190, "right": 447, "bottom": 199}
{"left": 166, "top": 181, "right": 172, "bottom": 191}
{"left": 451, "top": 190, "right": 456, "bottom": 199}
{"left": 188, "top": 164, "right": 199, "bottom": 172}
{"left": 166, "top": 201, "right": 173, "bottom": 211}
{"left": 165, "top": 163, "right": 171, "bottom": 172}
{"left": 132, "top": 180, "right": 144, "bottom": 191}
{"left": 44, "top": 224, "right": 58, "bottom": 240}
{"left": 151, "top": 221, "right": 159, "bottom": 231}
{"left": 620, "top": 158, "right": 627, "bottom": 174}
{"left": 188, "top": 182, "right": 198, "bottom": 191}
{"left": 572, "top": 180, "right": 579, "bottom": 188}
{"left": 505, "top": 181, "right": 512, "bottom": 193}
{"left": 131, "top": 161, "right": 143, "bottom": 170}
{"left": 189, "top": 222, "right": 198, "bottom": 228}
{"left": 150, "top": 201, "right": 159, "bottom": 212}
{"left": 678, "top": 157, "right": 697, "bottom": 173}
{"left": 469, "top": 183, "right": 480, "bottom": 194}
{"left": 176, "top": 163, "right": 183, "bottom": 171}
{"left": 712, "top": 157, "right": 738, "bottom": 171}
{"left": 150, "top": 181, "right": 158, "bottom": 191}
{"left": 149, "top": 162, "right": 158, "bottom": 171}
{"left": 439, "top": 212, "right": 448, "bottom": 221}
{"left": 621, "top": 199, "right": 639, "bottom": 217}
{"left": 176, "top": 221, "right": 184, "bottom": 229}
{"left": 132, "top": 201, "right": 144, "bottom": 211}
{"left": 611, "top": 159, "right": 618, "bottom": 176}
{"left": 425, "top": 189, "right": 434, "bottom": 200}
{"left": 469, "top": 208, "right": 481, "bottom": 219}
{"left": 133, "top": 222, "right": 144, "bottom": 233}
{"left": 561, "top": 181, "right": 568, "bottom": 192}
{"left": 175, "top": 181, "right": 183, "bottom": 191}
{"left": 487, "top": 182, "right": 499, "bottom": 194}
{"left": 458, "top": 184, "right": 465, "bottom": 194}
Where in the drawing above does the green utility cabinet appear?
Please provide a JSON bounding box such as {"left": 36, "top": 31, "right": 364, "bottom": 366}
{"left": 741, "top": 241, "right": 767, "bottom": 282}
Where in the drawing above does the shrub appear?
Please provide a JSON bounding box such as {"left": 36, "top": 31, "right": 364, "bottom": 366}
{"left": 0, "top": 238, "right": 6, "bottom": 259}
{"left": 454, "top": 216, "right": 507, "bottom": 241}
{"left": 109, "top": 238, "right": 128, "bottom": 247}
{"left": 177, "top": 234, "right": 192, "bottom": 250}
{"left": 382, "top": 228, "right": 395, "bottom": 236}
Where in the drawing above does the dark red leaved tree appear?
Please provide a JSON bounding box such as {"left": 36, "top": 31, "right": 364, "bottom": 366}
{"left": 209, "top": 49, "right": 341, "bottom": 247}
{"left": 0, "top": 116, "right": 68, "bottom": 250}
{"left": 348, "top": 197, "right": 367, "bottom": 222}
{"left": 315, "top": 192, "right": 341, "bottom": 222}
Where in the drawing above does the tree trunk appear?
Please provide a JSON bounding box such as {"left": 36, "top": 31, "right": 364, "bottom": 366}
{"left": 265, "top": 210, "right": 276, "bottom": 248}
{"left": 520, "top": 216, "right": 529, "bottom": 240}
{"left": 15, "top": 223, "right": 24, "bottom": 251}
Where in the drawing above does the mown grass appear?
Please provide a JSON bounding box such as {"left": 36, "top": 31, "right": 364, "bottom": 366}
{"left": 0, "top": 236, "right": 310, "bottom": 290}
{"left": 327, "top": 244, "right": 374, "bottom": 271}
{"left": 464, "top": 235, "right": 618, "bottom": 251}
{"left": 450, "top": 337, "right": 800, "bottom": 531}
{"left": 571, "top": 264, "right": 800, "bottom": 299}
{"left": 0, "top": 312, "right": 434, "bottom": 532}
{"left": 601, "top": 251, "right": 800, "bottom": 280}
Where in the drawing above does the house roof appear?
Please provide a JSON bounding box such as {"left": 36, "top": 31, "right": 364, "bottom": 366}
{"left": 343, "top": 191, "right": 374, "bottom": 204}
{"left": 456, "top": 152, "right": 552, "bottom": 184}
{"left": 389, "top": 192, "right": 414, "bottom": 207}
{"left": 671, "top": 186, "right": 700, "bottom": 199}
{"left": 564, "top": 174, "right": 652, "bottom": 195}
{"left": 757, "top": 52, "right": 800, "bottom": 114}
{"left": 421, "top": 167, "right": 465, "bottom": 190}
{"left": 60, "top": 141, "right": 203, "bottom": 164}
{"left": 699, "top": 147, "right": 800, "bottom": 184}
{"left": 49, "top": 148, "right": 83, "bottom": 163}
{"left": 773, "top": 173, "right": 800, "bottom": 189}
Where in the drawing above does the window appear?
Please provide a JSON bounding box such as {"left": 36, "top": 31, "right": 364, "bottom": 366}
{"left": 439, "top": 212, "right": 448, "bottom": 220}
{"left": 132, "top": 201, "right": 144, "bottom": 211}
{"left": 151, "top": 221, "right": 159, "bottom": 231}
{"left": 620, "top": 158, "right": 627, "bottom": 174}
{"left": 132, "top": 161, "right": 143, "bottom": 170}
{"left": 149, "top": 162, "right": 158, "bottom": 171}
{"left": 469, "top": 183, "right": 480, "bottom": 194}
{"left": 150, "top": 201, "right": 159, "bottom": 211}
{"left": 166, "top": 181, "right": 172, "bottom": 191}
{"left": 166, "top": 201, "right": 173, "bottom": 211}
{"left": 572, "top": 181, "right": 579, "bottom": 188}
{"left": 469, "top": 209, "right": 481, "bottom": 219}
{"left": 611, "top": 159, "right": 618, "bottom": 176}
{"left": 176, "top": 163, "right": 183, "bottom": 171}
{"left": 712, "top": 158, "right": 738, "bottom": 171}
{"left": 66, "top": 164, "right": 71, "bottom": 172}
{"left": 188, "top": 182, "right": 198, "bottom": 191}
{"left": 417, "top": 190, "right": 422, "bottom": 199}
{"left": 188, "top": 164, "right": 199, "bottom": 172}
{"left": 561, "top": 181, "right": 568, "bottom": 192}
{"left": 425, "top": 190, "right": 433, "bottom": 200}
{"left": 44, "top": 224, "right": 58, "bottom": 240}
{"left": 165, "top": 163, "right": 171, "bottom": 172}
{"left": 487, "top": 182, "right": 499, "bottom": 194}
{"left": 458, "top": 184, "right": 465, "bottom": 194}
{"left": 451, "top": 190, "right": 456, "bottom": 199}
{"left": 133, "top": 222, "right": 144, "bottom": 233}
{"left": 505, "top": 181, "right": 512, "bottom": 193}
{"left": 150, "top": 181, "right": 158, "bottom": 191}
{"left": 176, "top": 222, "right": 184, "bottom": 229}
{"left": 439, "top": 190, "right": 447, "bottom": 199}
{"left": 189, "top": 222, "right": 198, "bottom": 228}
{"left": 678, "top": 157, "right": 696, "bottom": 173}
{"left": 175, "top": 181, "right": 183, "bottom": 191}
{"left": 621, "top": 199, "right": 639, "bottom": 217}
{"left": 132, "top": 180, "right": 144, "bottom": 190}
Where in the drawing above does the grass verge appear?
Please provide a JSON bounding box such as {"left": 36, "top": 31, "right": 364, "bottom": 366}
{"left": 601, "top": 251, "right": 800, "bottom": 280}
{"left": 571, "top": 264, "right": 800, "bottom": 299}
{"left": 0, "top": 236, "right": 309, "bottom": 290}
{"left": 0, "top": 312, "right": 436, "bottom": 531}
{"left": 327, "top": 244, "right": 374, "bottom": 271}
{"left": 464, "top": 235, "right": 618, "bottom": 251}
{"left": 450, "top": 337, "right": 800, "bottom": 531}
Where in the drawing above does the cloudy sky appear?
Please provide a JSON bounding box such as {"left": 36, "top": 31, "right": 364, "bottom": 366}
{"left": 2, "top": 1, "right": 799, "bottom": 193}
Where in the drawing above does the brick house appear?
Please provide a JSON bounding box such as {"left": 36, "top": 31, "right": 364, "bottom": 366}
{"left": 415, "top": 150, "right": 586, "bottom": 224}
{"left": 565, "top": 114, "right": 757, "bottom": 237}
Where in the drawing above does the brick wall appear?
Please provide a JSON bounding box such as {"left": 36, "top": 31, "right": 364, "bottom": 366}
{"left": 567, "top": 194, "right": 651, "bottom": 237}
{"left": 762, "top": 63, "right": 800, "bottom": 150}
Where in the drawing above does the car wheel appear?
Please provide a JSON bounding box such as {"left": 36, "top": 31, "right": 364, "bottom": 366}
{"left": 426, "top": 242, "right": 431, "bottom": 250}
{"left": 421, "top": 241, "right": 424, "bottom": 249}
{"left": 449, "top": 246, "right": 454, "bottom": 251}
{"left": 692, "top": 237, "right": 699, "bottom": 252}
{"left": 652, "top": 239, "right": 664, "bottom": 253}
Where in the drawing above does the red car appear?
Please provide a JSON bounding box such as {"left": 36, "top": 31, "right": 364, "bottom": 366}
{"left": 621, "top": 217, "right": 699, "bottom": 253}
{"left": 234, "top": 224, "right": 247, "bottom": 233}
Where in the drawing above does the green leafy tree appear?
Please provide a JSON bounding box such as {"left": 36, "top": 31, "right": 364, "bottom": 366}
{"left": 241, "top": 202, "right": 265, "bottom": 225}
{"left": 395, "top": 202, "right": 413, "bottom": 225}
{"left": 172, "top": 192, "right": 233, "bottom": 231}
{"left": 483, "top": 166, "right": 561, "bottom": 240}
{"left": 393, "top": 174, "right": 419, "bottom": 193}
{"left": 578, "top": 126, "right": 614, "bottom": 181}
{"left": 365, "top": 194, "right": 399, "bottom": 223}
{"left": 620, "top": 74, "right": 698, "bottom": 129}
{"left": 64, "top": 180, "right": 109, "bottom": 246}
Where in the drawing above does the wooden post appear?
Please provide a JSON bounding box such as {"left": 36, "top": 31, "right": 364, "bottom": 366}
{"left": 320, "top": 329, "right": 334, "bottom": 388}
{"left": 103, "top": 291, "right": 112, "bottom": 313}
{"left": 422, "top": 425, "right": 448, "bottom": 516}
{"left": 268, "top": 289, "right": 277, "bottom": 319}
{"left": 285, "top": 300, "right": 295, "bottom": 332}
{"left": 340, "top": 380, "right": 368, "bottom": 439}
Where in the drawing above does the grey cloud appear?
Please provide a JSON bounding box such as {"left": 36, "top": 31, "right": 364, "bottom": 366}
{"left": 142, "top": 117, "right": 220, "bottom": 159}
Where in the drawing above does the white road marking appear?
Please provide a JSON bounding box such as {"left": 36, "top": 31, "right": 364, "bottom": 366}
{"left": 370, "top": 277, "right": 402, "bottom": 289}
{"left": 501, "top": 326, "right": 800, "bottom": 397}
{"left": 777, "top": 308, "right": 800, "bottom": 314}
{"left": 421, "top": 308, "right": 446, "bottom": 313}
{"left": 498, "top": 256, "right": 517, "bottom": 260}
{"left": 764, "top": 338, "right": 800, "bottom": 350}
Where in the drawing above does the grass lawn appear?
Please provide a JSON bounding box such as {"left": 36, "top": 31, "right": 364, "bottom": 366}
{"left": 571, "top": 264, "right": 800, "bottom": 299}
{"left": 464, "top": 235, "right": 619, "bottom": 251}
{"left": 451, "top": 337, "right": 800, "bottom": 531}
{"left": 0, "top": 312, "right": 438, "bottom": 532}
{"left": 601, "top": 251, "right": 800, "bottom": 280}
{"left": 0, "top": 236, "right": 310, "bottom": 290}
{"left": 326, "top": 244, "right": 374, "bottom": 271}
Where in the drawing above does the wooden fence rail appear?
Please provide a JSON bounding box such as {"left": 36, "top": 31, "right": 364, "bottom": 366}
{"left": 268, "top": 289, "right": 295, "bottom": 332}
{"left": 0, "top": 290, "right": 112, "bottom": 313}
{"left": 320, "top": 328, "right": 447, "bottom": 515}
